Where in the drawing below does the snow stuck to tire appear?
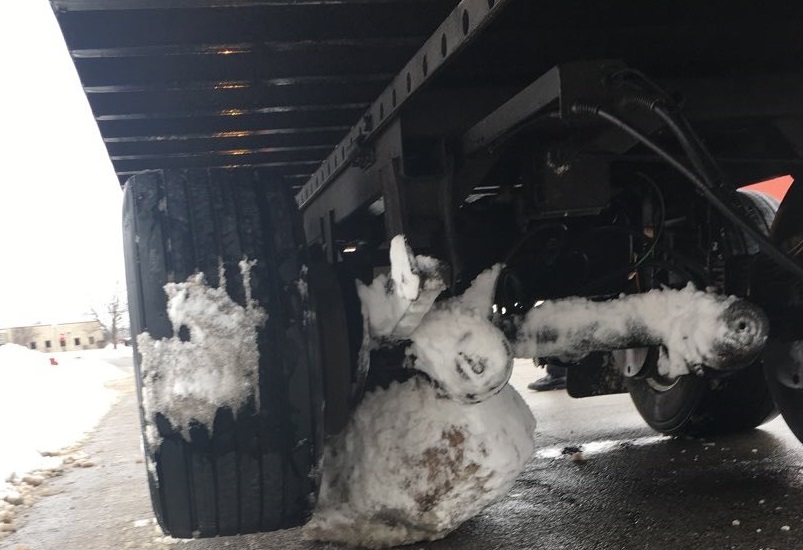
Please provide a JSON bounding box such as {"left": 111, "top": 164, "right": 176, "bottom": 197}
{"left": 137, "top": 259, "right": 267, "bottom": 444}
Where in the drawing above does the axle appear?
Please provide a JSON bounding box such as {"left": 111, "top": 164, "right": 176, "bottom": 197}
{"left": 509, "top": 286, "right": 769, "bottom": 378}
{"left": 358, "top": 237, "right": 770, "bottom": 387}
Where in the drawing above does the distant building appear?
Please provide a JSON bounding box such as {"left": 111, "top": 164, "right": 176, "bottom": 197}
{"left": 0, "top": 321, "right": 106, "bottom": 352}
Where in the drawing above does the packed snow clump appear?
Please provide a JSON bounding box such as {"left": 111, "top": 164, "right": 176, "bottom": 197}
{"left": 515, "top": 283, "right": 765, "bottom": 378}
{"left": 356, "top": 235, "right": 446, "bottom": 339}
{"left": 137, "top": 259, "right": 266, "bottom": 444}
{"left": 306, "top": 378, "right": 535, "bottom": 548}
{"left": 408, "top": 264, "right": 513, "bottom": 404}
{"left": 358, "top": 236, "right": 512, "bottom": 403}
{"left": 307, "top": 239, "right": 534, "bottom": 548}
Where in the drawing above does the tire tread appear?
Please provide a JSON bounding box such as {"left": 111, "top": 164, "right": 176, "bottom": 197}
{"left": 123, "top": 168, "right": 321, "bottom": 538}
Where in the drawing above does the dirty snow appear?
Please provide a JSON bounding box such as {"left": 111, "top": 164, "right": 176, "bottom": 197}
{"left": 306, "top": 378, "right": 535, "bottom": 548}
{"left": 137, "top": 259, "right": 266, "bottom": 443}
{"left": 356, "top": 235, "right": 446, "bottom": 339}
{"left": 515, "top": 283, "right": 764, "bottom": 377}
{"left": 0, "top": 343, "right": 128, "bottom": 503}
{"left": 534, "top": 435, "right": 669, "bottom": 460}
{"left": 308, "top": 244, "right": 533, "bottom": 548}
{"left": 358, "top": 236, "right": 512, "bottom": 404}
{"left": 408, "top": 266, "right": 512, "bottom": 404}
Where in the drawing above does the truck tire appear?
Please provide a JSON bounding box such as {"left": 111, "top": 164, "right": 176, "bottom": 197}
{"left": 122, "top": 168, "right": 323, "bottom": 538}
{"left": 762, "top": 340, "right": 803, "bottom": 443}
{"left": 759, "top": 179, "right": 803, "bottom": 444}
{"left": 626, "top": 189, "right": 779, "bottom": 437}
{"left": 625, "top": 359, "right": 777, "bottom": 436}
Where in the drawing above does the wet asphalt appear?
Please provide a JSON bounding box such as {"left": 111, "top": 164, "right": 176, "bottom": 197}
{"left": 3, "top": 358, "right": 803, "bottom": 550}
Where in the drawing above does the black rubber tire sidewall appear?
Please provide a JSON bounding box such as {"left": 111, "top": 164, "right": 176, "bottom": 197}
{"left": 626, "top": 360, "right": 778, "bottom": 437}
{"left": 626, "top": 189, "right": 779, "bottom": 437}
{"left": 762, "top": 340, "right": 803, "bottom": 443}
{"left": 123, "top": 168, "right": 323, "bottom": 538}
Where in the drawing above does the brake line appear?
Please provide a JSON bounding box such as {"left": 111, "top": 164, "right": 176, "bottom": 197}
{"left": 570, "top": 102, "right": 803, "bottom": 281}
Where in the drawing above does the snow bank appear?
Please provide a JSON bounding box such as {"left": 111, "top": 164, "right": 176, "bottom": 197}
{"left": 137, "top": 259, "right": 267, "bottom": 444}
{"left": 57, "top": 344, "right": 133, "bottom": 361}
{"left": 306, "top": 379, "right": 535, "bottom": 548}
{"left": 0, "top": 344, "right": 126, "bottom": 502}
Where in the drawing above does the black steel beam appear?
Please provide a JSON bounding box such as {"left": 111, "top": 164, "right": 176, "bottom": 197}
{"left": 70, "top": 37, "right": 424, "bottom": 59}
{"left": 104, "top": 126, "right": 347, "bottom": 157}
{"left": 96, "top": 105, "right": 366, "bottom": 138}
{"left": 110, "top": 146, "right": 328, "bottom": 170}
{"left": 73, "top": 43, "right": 416, "bottom": 88}
{"left": 85, "top": 77, "right": 390, "bottom": 118}
{"left": 53, "top": 0, "right": 440, "bottom": 10}
{"left": 461, "top": 61, "right": 627, "bottom": 156}
{"left": 296, "top": 0, "right": 514, "bottom": 209}
{"left": 116, "top": 160, "right": 315, "bottom": 177}
{"left": 115, "top": 155, "right": 321, "bottom": 172}
{"left": 54, "top": 2, "right": 454, "bottom": 50}
{"left": 461, "top": 68, "right": 560, "bottom": 155}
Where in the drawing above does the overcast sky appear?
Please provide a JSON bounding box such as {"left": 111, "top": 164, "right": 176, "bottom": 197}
{"left": 0, "top": 1, "right": 126, "bottom": 328}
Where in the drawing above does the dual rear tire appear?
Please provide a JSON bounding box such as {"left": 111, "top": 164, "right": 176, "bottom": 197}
{"left": 123, "top": 169, "right": 324, "bottom": 538}
{"left": 625, "top": 189, "right": 780, "bottom": 437}
{"left": 625, "top": 359, "right": 777, "bottom": 437}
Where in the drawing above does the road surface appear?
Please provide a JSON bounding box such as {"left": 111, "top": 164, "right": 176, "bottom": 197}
{"left": 3, "top": 358, "right": 802, "bottom": 550}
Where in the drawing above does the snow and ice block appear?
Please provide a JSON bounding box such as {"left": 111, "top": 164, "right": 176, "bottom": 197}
{"left": 137, "top": 259, "right": 267, "bottom": 444}
{"left": 512, "top": 284, "right": 768, "bottom": 378}
{"left": 357, "top": 236, "right": 511, "bottom": 403}
{"left": 307, "top": 251, "right": 528, "bottom": 548}
{"left": 305, "top": 377, "right": 535, "bottom": 549}
{"left": 356, "top": 235, "right": 447, "bottom": 339}
{"left": 408, "top": 264, "right": 513, "bottom": 404}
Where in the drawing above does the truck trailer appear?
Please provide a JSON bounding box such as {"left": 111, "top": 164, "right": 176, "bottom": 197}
{"left": 50, "top": 0, "right": 803, "bottom": 540}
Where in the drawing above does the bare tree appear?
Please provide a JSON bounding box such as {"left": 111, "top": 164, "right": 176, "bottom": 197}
{"left": 11, "top": 326, "right": 38, "bottom": 349}
{"left": 90, "top": 290, "right": 129, "bottom": 350}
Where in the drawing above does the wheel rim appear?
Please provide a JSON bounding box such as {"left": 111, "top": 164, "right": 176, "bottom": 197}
{"left": 645, "top": 373, "right": 682, "bottom": 392}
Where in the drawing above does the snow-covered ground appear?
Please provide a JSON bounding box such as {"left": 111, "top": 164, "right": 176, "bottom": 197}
{"left": 0, "top": 344, "right": 131, "bottom": 504}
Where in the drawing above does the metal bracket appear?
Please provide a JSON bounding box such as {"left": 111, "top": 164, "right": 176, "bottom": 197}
{"left": 296, "top": 0, "right": 514, "bottom": 209}
{"left": 461, "top": 60, "right": 627, "bottom": 156}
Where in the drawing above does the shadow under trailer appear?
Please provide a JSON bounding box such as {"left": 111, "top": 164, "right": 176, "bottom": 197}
{"left": 51, "top": 0, "right": 803, "bottom": 544}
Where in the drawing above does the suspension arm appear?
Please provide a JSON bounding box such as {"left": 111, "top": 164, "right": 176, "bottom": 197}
{"left": 508, "top": 286, "right": 769, "bottom": 378}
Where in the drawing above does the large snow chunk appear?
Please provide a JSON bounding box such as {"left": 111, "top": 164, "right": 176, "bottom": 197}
{"left": 356, "top": 236, "right": 447, "bottom": 339}
{"left": 137, "top": 259, "right": 267, "bottom": 442}
{"left": 514, "top": 283, "right": 764, "bottom": 378}
{"left": 305, "top": 377, "right": 535, "bottom": 548}
{"left": 309, "top": 248, "right": 529, "bottom": 547}
{"left": 408, "top": 264, "right": 511, "bottom": 404}
{"left": 410, "top": 307, "right": 512, "bottom": 404}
